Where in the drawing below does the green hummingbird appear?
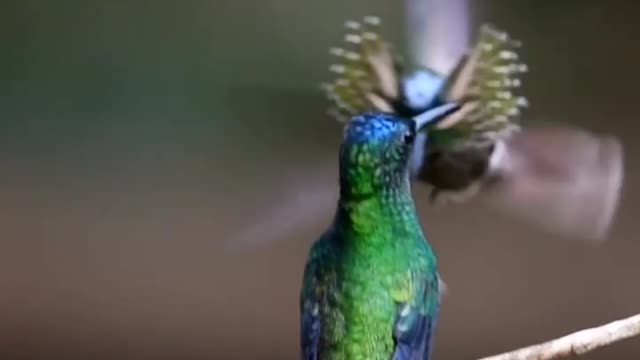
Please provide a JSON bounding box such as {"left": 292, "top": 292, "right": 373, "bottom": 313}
{"left": 300, "top": 104, "right": 459, "bottom": 360}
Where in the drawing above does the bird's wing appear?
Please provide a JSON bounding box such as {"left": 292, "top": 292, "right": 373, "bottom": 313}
{"left": 300, "top": 233, "right": 336, "bottom": 360}
{"left": 392, "top": 274, "right": 440, "bottom": 360}
{"left": 428, "top": 24, "right": 528, "bottom": 148}
{"left": 413, "top": 25, "right": 528, "bottom": 202}
{"left": 481, "top": 125, "right": 624, "bottom": 241}
{"left": 301, "top": 296, "right": 322, "bottom": 360}
{"left": 321, "top": 17, "right": 527, "bottom": 147}
{"left": 300, "top": 253, "right": 323, "bottom": 360}
{"left": 431, "top": 25, "right": 527, "bottom": 146}
{"left": 415, "top": 27, "right": 624, "bottom": 241}
{"left": 322, "top": 16, "right": 405, "bottom": 122}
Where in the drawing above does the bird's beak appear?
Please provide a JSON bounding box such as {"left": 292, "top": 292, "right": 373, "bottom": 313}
{"left": 413, "top": 102, "right": 460, "bottom": 131}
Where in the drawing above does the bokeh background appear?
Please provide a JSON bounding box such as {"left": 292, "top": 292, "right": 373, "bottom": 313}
{"left": 1, "top": 0, "right": 639, "bottom": 359}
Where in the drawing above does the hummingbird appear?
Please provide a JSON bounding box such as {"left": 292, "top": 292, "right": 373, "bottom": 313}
{"left": 301, "top": 104, "right": 460, "bottom": 360}
{"left": 322, "top": 16, "right": 623, "bottom": 241}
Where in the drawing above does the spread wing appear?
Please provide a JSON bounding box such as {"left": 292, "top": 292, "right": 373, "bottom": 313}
{"left": 321, "top": 17, "right": 529, "bottom": 200}
{"left": 300, "top": 250, "right": 323, "bottom": 360}
{"left": 321, "top": 16, "right": 406, "bottom": 122}
{"left": 415, "top": 25, "right": 529, "bottom": 201}
{"left": 321, "top": 17, "right": 527, "bottom": 148}
{"left": 430, "top": 24, "right": 528, "bottom": 148}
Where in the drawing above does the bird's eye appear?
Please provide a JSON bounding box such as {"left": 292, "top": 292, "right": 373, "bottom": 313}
{"left": 402, "top": 131, "right": 415, "bottom": 144}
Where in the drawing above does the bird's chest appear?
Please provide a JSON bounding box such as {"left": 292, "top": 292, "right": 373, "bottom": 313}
{"left": 319, "top": 244, "right": 432, "bottom": 359}
{"left": 338, "top": 235, "right": 431, "bottom": 301}
{"left": 341, "top": 252, "right": 416, "bottom": 302}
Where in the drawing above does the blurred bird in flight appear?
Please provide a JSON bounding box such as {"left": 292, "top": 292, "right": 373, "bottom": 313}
{"left": 321, "top": 15, "right": 623, "bottom": 242}
{"left": 228, "top": 5, "right": 623, "bottom": 250}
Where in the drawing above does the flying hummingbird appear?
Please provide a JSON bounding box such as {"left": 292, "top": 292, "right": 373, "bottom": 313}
{"left": 322, "top": 16, "right": 624, "bottom": 241}
{"left": 226, "top": 16, "right": 623, "bottom": 255}
{"left": 301, "top": 104, "right": 459, "bottom": 360}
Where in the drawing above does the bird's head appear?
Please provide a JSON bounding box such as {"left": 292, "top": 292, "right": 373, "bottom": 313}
{"left": 339, "top": 104, "right": 458, "bottom": 198}
{"left": 400, "top": 69, "right": 446, "bottom": 113}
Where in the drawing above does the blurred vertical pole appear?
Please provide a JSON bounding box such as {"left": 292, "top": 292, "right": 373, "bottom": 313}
{"left": 229, "top": 1, "right": 474, "bottom": 250}
{"left": 404, "top": 0, "right": 470, "bottom": 74}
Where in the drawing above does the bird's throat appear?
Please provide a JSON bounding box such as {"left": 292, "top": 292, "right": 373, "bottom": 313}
{"left": 336, "top": 183, "right": 423, "bottom": 245}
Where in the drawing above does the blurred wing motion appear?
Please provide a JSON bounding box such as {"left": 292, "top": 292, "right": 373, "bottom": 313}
{"left": 481, "top": 125, "right": 624, "bottom": 242}
{"left": 415, "top": 24, "right": 528, "bottom": 201}
{"left": 422, "top": 29, "right": 624, "bottom": 241}
{"left": 322, "top": 16, "right": 624, "bottom": 241}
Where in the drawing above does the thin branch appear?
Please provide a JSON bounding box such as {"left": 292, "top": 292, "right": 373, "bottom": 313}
{"left": 477, "top": 313, "right": 640, "bottom": 360}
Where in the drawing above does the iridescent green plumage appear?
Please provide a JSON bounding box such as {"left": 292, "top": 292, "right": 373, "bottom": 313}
{"left": 300, "top": 109, "right": 457, "bottom": 360}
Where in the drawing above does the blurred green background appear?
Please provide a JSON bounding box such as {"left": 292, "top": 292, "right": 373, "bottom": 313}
{"left": 1, "top": 0, "right": 639, "bottom": 359}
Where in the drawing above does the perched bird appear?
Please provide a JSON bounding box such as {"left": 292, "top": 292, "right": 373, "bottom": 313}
{"left": 322, "top": 16, "right": 623, "bottom": 241}
{"left": 301, "top": 105, "right": 459, "bottom": 360}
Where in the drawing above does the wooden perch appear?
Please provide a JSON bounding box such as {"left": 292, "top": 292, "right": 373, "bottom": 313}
{"left": 477, "top": 313, "right": 640, "bottom": 360}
